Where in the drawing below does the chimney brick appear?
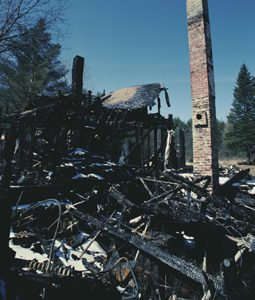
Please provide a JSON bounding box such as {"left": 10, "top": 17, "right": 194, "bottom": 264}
{"left": 187, "top": 0, "right": 219, "bottom": 189}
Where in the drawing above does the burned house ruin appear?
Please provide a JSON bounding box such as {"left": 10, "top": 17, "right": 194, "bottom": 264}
{"left": 0, "top": 0, "right": 255, "bottom": 299}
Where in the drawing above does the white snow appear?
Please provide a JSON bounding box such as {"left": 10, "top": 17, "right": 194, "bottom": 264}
{"left": 9, "top": 241, "right": 48, "bottom": 263}
{"left": 9, "top": 230, "right": 107, "bottom": 273}
{"left": 219, "top": 177, "right": 229, "bottom": 185}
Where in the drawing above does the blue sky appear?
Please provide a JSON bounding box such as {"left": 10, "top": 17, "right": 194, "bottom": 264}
{"left": 61, "top": 0, "right": 255, "bottom": 121}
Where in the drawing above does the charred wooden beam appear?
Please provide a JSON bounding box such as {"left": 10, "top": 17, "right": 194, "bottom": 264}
{"left": 216, "top": 169, "right": 250, "bottom": 201}
{"left": 1, "top": 121, "right": 17, "bottom": 188}
{"left": 163, "top": 171, "right": 209, "bottom": 198}
{"left": 72, "top": 55, "right": 84, "bottom": 100}
{"left": 71, "top": 208, "right": 225, "bottom": 296}
{"left": 177, "top": 129, "right": 185, "bottom": 169}
{"left": 0, "top": 195, "right": 13, "bottom": 280}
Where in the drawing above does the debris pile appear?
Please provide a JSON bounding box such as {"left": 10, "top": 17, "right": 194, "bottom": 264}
{"left": 0, "top": 57, "right": 254, "bottom": 299}
{"left": 5, "top": 147, "right": 255, "bottom": 299}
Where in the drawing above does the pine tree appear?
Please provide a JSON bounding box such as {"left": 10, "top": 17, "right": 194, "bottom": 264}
{"left": 226, "top": 64, "right": 255, "bottom": 162}
{"left": 0, "top": 18, "right": 68, "bottom": 111}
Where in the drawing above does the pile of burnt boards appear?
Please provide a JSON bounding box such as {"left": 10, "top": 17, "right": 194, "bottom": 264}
{"left": 1, "top": 113, "right": 255, "bottom": 299}
{"left": 0, "top": 57, "right": 255, "bottom": 299}
{"left": 2, "top": 152, "right": 255, "bottom": 300}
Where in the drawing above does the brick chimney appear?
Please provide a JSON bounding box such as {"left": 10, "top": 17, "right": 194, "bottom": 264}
{"left": 187, "top": 0, "right": 218, "bottom": 189}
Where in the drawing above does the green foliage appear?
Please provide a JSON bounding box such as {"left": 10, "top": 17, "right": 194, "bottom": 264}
{"left": 226, "top": 64, "right": 255, "bottom": 162}
{"left": 0, "top": 18, "right": 68, "bottom": 111}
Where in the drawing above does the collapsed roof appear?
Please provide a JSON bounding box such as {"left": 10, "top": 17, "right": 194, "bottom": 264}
{"left": 101, "top": 83, "right": 164, "bottom": 110}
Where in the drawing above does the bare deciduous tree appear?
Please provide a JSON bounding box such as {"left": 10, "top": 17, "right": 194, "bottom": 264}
{"left": 0, "top": 0, "right": 67, "bottom": 53}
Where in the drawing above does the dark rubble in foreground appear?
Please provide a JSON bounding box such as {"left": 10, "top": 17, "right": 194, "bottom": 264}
{"left": 0, "top": 59, "right": 255, "bottom": 300}
{"left": 3, "top": 148, "right": 255, "bottom": 300}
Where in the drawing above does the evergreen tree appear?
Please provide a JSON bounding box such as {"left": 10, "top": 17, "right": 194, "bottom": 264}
{"left": 226, "top": 64, "right": 255, "bottom": 162}
{"left": 0, "top": 18, "right": 68, "bottom": 111}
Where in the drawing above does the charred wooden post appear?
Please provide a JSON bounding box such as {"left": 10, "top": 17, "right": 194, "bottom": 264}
{"left": 72, "top": 55, "right": 85, "bottom": 102}
{"left": 71, "top": 56, "right": 86, "bottom": 146}
{"left": 187, "top": 0, "right": 219, "bottom": 189}
{"left": 88, "top": 90, "right": 92, "bottom": 107}
{"left": 28, "top": 119, "right": 36, "bottom": 169}
{"left": 137, "top": 127, "right": 145, "bottom": 171}
{"left": 18, "top": 122, "right": 25, "bottom": 172}
{"left": 0, "top": 194, "right": 12, "bottom": 298}
{"left": 153, "top": 127, "right": 158, "bottom": 167}
{"left": 0, "top": 122, "right": 17, "bottom": 295}
{"left": 177, "top": 129, "right": 186, "bottom": 168}
{"left": 157, "top": 97, "right": 161, "bottom": 115}
{"left": 2, "top": 121, "right": 17, "bottom": 188}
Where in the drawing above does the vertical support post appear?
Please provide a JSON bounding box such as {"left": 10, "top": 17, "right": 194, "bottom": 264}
{"left": 0, "top": 194, "right": 12, "bottom": 299}
{"left": 147, "top": 128, "right": 151, "bottom": 163}
{"left": 137, "top": 127, "right": 145, "bottom": 171}
{"left": 177, "top": 129, "right": 186, "bottom": 169}
{"left": 2, "top": 121, "right": 17, "bottom": 188}
{"left": 153, "top": 127, "right": 158, "bottom": 168}
{"left": 0, "top": 121, "right": 17, "bottom": 297}
{"left": 72, "top": 55, "right": 85, "bottom": 102}
{"left": 18, "top": 122, "right": 25, "bottom": 171}
{"left": 28, "top": 119, "right": 36, "bottom": 169}
{"left": 71, "top": 55, "right": 85, "bottom": 147}
{"left": 187, "top": 0, "right": 218, "bottom": 189}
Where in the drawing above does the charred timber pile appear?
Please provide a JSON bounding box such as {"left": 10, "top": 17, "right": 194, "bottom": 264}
{"left": 0, "top": 58, "right": 254, "bottom": 299}
{"left": 0, "top": 144, "right": 255, "bottom": 299}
